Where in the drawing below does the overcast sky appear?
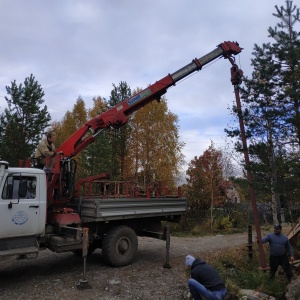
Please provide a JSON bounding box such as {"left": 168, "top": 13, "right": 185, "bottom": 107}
{"left": 0, "top": 1, "right": 288, "bottom": 174}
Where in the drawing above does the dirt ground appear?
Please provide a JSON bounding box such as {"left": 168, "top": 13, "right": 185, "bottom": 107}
{"left": 0, "top": 233, "right": 250, "bottom": 300}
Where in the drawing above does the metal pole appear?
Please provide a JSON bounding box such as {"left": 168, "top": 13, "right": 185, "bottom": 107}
{"left": 77, "top": 228, "right": 91, "bottom": 289}
{"left": 247, "top": 225, "right": 253, "bottom": 259}
{"left": 227, "top": 59, "right": 267, "bottom": 269}
{"left": 163, "top": 225, "right": 171, "bottom": 269}
{"left": 231, "top": 75, "right": 267, "bottom": 269}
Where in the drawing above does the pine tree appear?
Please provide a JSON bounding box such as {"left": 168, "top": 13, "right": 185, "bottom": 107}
{"left": 226, "top": 1, "right": 300, "bottom": 221}
{"left": 269, "top": 1, "right": 300, "bottom": 146}
{"left": 83, "top": 96, "right": 112, "bottom": 176}
{"left": 0, "top": 74, "right": 51, "bottom": 166}
{"left": 106, "top": 81, "right": 132, "bottom": 180}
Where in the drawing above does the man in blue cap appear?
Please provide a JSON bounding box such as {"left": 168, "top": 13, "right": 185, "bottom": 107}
{"left": 185, "top": 255, "right": 227, "bottom": 300}
{"left": 260, "top": 223, "right": 294, "bottom": 282}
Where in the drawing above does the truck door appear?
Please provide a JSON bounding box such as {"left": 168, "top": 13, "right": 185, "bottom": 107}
{"left": 0, "top": 174, "right": 40, "bottom": 238}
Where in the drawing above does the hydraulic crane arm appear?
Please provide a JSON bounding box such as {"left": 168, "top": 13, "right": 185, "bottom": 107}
{"left": 57, "top": 41, "right": 242, "bottom": 157}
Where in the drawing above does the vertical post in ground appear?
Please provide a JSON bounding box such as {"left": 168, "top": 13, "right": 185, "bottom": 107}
{"left": 163, "top": 225, "right": 171, "bottom": 269}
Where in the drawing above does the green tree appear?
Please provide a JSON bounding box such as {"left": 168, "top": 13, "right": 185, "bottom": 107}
{"left": 0, "top": 74, "right": 51, "bottom": 166}
{"left": 83, "top": 96, "right": 112, "bottom": 176}
{"left": 106, "top": 81, "right": 132, "bottom": 179}
{"left": 226, "top": 1, "right": 300, "bottom": 222}
{"left": 269, "top": 1, "right": 300, "bottom": 146}
{"left": 227, "top": 43, "right": 284, "bottom": 223}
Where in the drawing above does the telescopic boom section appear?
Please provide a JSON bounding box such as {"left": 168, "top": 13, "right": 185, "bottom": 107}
{"left": 57, "top": 41, "right": 242, "bottom": 157}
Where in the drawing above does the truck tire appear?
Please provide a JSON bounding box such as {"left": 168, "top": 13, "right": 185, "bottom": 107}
{"left": 102, "top": 225, "right": 138, "bottom": 267}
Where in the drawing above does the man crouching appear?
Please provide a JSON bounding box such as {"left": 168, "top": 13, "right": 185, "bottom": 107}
{"left": 185, "top": 255, "right": 227, "bottom": 300}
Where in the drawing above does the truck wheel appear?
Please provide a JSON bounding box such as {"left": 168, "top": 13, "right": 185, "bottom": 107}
{"left": 102, "top": 225, "right": 138, "bottom": 267}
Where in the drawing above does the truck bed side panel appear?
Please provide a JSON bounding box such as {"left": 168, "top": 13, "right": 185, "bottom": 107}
{"left": 80, "top": 197, "right": 187, "bottom": 222}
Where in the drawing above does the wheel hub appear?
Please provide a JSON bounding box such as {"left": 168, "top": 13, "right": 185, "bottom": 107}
{"left": 117, "top": 238, "right": 130, "bottom": 255}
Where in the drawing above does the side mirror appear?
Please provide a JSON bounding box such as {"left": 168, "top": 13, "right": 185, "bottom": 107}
{"left": 8, "top": 202, "right": 12, "bottom": 209}
{"left": 19, "top": 180, "right": 28, "bottom": 198}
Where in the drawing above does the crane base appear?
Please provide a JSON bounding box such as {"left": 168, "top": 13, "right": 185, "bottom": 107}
{"left": 76, "top": 279, "right": 91, "bottom": 290}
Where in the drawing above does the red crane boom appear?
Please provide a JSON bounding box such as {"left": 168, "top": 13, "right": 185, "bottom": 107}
{"left": 57, "top": 41, "right": 242, "bottom": 158}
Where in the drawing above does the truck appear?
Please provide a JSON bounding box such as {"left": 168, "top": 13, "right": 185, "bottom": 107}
{"left": 0, "top": 41, "right": 242, "bottom": 268}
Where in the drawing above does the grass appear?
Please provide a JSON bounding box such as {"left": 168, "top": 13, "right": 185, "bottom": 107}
{"left": 173, "top": 221, "right": 298, "bottom": 299}
{"left": 170, "top": 222, "right": 246, "bottom": 237}
{"left": 211, "top": 245, "right": 293, "bottom": 299}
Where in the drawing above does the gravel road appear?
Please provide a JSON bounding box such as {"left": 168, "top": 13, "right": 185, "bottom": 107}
{"left": 0, "top": 233, "right": 249, "bottom": 300}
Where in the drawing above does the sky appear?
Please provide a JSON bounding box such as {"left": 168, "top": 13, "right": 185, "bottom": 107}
{"left": 0, "top": 0, "right": 288, "bottom": 174}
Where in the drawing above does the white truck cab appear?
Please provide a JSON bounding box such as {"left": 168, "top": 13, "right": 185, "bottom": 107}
{"left": 0, "top": 161, "right": 47, "bottom": 239}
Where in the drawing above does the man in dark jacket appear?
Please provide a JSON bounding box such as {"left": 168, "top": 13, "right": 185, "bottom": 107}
{"left": 260, "top": 224, "right": 294, "bottom": 282}
{"left": 185, "top": 255, "right": 227, "bottom": 300}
